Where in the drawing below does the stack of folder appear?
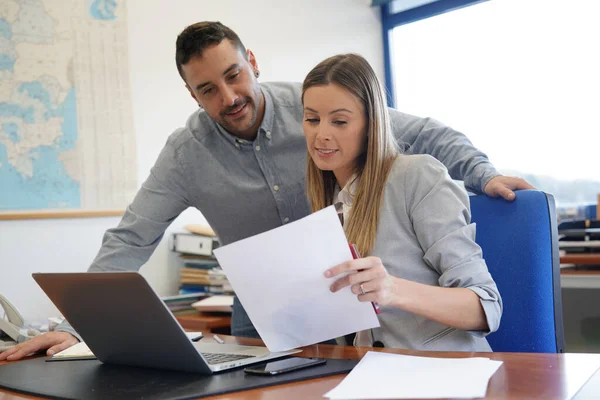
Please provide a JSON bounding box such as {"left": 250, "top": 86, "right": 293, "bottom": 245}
{"left": 170, "top": 229, "right": 234, "bottom": 298}
{"left": 161, "top": 293, "right": 206, "bottom": 316}
{"left": 178, "top": 255, "right": 233, "bottom": 296}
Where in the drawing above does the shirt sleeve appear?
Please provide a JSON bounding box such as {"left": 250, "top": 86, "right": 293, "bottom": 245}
{"left": 403, "top": 155, "right": 503, "bottom": 336}
{"left": 389, "top": 108, "right": 500, "bottom": 193}
{"left": 56, "top": 132, "right": 191, "bottom": 339}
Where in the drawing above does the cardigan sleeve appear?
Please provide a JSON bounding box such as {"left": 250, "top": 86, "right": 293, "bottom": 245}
{"left": 403, "top": 155, "right": 503, "bottom": 336}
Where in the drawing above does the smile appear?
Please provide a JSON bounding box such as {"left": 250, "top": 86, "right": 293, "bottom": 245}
{"left": 226, "top": 103, "right": 247, "bottom": 117}
{"left": 315, "top": 148, "right": 338, "bottom": 158}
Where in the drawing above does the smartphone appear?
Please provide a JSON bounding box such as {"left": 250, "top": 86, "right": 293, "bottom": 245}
{"left": 244, "top": 357, "right": 327, "bottom": 376}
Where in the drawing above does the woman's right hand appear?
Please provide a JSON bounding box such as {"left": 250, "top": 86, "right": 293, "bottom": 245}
{"left": 325, "top": 256, "right": 399, "bottom": 307}
{"left": 0, "top": 331, "right": 79, "bottom": 361}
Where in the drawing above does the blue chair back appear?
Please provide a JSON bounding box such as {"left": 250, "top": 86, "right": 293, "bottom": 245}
{"left": 469, "top": 190, "right": 564, "bottom": 353}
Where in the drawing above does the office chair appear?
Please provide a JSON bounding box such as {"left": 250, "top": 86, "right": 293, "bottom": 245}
{"left": 470, "top": 189, "right": 565, "bottom": 353}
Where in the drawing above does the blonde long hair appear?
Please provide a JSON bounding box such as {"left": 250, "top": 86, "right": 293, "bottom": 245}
{"left": 303, "top": 54, "right": 399, "bottom": 256}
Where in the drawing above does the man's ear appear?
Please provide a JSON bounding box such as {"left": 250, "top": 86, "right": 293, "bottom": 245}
{"left": 247, "top": 49, "right": 259, "bottom": 75}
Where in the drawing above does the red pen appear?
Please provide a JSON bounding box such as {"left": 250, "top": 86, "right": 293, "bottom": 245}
{"left": 349, "top": 243, "right": 381, "bottom": 314}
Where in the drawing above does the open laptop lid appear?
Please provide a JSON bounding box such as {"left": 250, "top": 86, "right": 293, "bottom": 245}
{"left": 33, "top": 272, "right": 213, "bottom": 373}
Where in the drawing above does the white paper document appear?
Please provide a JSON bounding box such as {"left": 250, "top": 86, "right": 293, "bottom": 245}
{"left": 52, "top": 341, "right": 95, "bottom": 359}
{"left": 324, "top": 351, "right": 503, "bottom": 399}
{"left": 192, "top": 295, "right": 234, "bottom": 313}
{"left": 213, "top": 206, "right": 380, "bottom": 352}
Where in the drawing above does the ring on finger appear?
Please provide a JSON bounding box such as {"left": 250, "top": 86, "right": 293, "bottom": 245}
{"left": 359, "top": 283, "right": 366, "bottom": 295}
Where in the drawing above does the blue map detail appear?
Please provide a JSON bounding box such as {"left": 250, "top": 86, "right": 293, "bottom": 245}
{"left": 0, "top": 54, "right": 15, "bottom": 72}
{"left": 2, "top": 123, "right": 19, "bottom": 142}
{"left": 0, "top": 103, "right": 34, "bottom": 123}
{"left": 56, "top": 88, "right": 78, "bottom": 151}
{"left": 0, "top": 19, "right": 15, "bottom": 71}
{"left": 18, "top": 82, "right": 53, "bottom": 113}
{"left": 89, "top": 0, "right": 117, "bottom": 20}
{"left": 0, "top": 18, "right": 11, "bottom": 39}
{"left": 0, "top": 144, "right": 81, "bottom": 210}
{"left": 0, "top": 87, "right": 80, "bottom": 210}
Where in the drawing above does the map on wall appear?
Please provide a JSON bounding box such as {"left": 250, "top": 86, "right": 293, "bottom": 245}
{"left": 0, "top": 0, "right": 137, "bottom": 214}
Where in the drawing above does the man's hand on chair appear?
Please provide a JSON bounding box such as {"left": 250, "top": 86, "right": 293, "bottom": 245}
{"left": 484, "top": 176, "right": 536, "bottom": 201}
{"left": 0, "top": 331, "right": 79, "bottom": 361}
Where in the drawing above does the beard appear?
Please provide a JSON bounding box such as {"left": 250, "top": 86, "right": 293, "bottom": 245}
{"left": 218, "top": 96, "right": 257, "bottom": 135}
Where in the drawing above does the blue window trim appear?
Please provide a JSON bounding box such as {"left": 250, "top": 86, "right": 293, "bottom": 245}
{"left": 381, "top": 0, "right": 488, "bottom": 108}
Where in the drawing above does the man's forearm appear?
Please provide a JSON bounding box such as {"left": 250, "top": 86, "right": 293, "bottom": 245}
{"left": 389, "top": 109, "right": 500, "bottom": 193}
{"left": 87, "top": 206, "right": 170, "bottom": 273}
{"left": 54, "top": 159, "right": 190, "bottom": 339}
{"left": 53, "top": 206, "right": 168, "bottom": 340}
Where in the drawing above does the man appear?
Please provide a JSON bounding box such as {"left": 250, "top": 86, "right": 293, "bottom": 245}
{"left": 1, "top": 21, "right": 533, "bottom": 361}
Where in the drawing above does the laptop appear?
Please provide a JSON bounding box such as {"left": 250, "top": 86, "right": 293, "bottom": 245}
{"left": 32, "top": 272, "right": 299, "bottom": 373}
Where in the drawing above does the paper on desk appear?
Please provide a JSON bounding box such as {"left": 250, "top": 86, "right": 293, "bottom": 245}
{"left": 52, "top": 341, "right": 95, "bottom": 359}
{"left": 192, "top": 295, "right": 234, "bottom": 313}
{"left": 213, "top": 205, "right": 380, "bottom": 352}
{"left": 324, "top": 351, "right": 503, "bottom": 399}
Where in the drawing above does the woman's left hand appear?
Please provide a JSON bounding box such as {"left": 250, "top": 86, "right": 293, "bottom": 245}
{"left": 324, "top": 256, "right": 398, "bottom": 306}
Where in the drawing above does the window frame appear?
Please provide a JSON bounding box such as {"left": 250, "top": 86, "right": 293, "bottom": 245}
{"left": 380, "top": 0, "right": 488, "bottom": 108}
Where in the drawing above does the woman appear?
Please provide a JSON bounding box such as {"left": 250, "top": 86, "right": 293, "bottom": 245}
{"left": 302, "top": 54, "right": 502, "bottom": 351}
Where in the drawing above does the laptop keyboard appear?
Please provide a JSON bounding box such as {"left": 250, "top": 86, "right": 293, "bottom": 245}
{"left": 201, "top": 352, "right": 255, "bottom": 365}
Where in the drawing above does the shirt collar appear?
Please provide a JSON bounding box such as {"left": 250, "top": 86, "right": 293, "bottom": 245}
{"left": 335, "top": 174, "right": 359, "bottom": 208}
{"left": 259, "top": 85, "right": 275, "bottom": 138}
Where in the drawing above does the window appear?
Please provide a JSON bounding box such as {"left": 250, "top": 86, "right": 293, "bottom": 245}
{"left": 387, "top": 0, "right": 600, "bottom": 207}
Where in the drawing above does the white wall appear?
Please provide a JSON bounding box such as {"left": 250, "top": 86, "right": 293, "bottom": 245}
{"left": 0, "top": 0, "right": 384, "bottom": 324}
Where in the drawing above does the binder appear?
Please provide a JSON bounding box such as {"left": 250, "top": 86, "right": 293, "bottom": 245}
{"left": 171, "top": 233, "right": 219, "bottom": 256}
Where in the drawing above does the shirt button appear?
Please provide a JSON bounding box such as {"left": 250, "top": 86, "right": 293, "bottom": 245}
{"left": 284, "top": 217, "right": 289, "bottom": 223}
{"left": 255, "top": 145, "right": 261, "bottom": 151}
{"left": 266, "top": 131, "right": 272, "bottom": 138}
{"left": 273, "top": 185, "right": 279, "bottom": 191}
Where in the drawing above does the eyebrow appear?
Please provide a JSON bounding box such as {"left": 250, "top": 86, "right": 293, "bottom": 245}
{"left": 195, "top": 63, "right": 240, "bottom": 91}
{"left": 303, "top": 107, "right": 353, "bottom": 114}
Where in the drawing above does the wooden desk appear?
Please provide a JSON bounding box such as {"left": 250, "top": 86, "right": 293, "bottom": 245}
{"left": 560, "top": 254, "right": 600, "bottom": 288}
{"left": 2, "top": 335, "right": 600, "bottom": 400}
{"left": 561, "top": 254, "right": 600, "bottom": 265}
{"left": 175, "top": 312, "right": 231, "bottom": 334}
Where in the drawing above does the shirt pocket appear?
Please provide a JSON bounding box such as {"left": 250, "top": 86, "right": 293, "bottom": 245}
{"left": 421, "top": 326, "right": 457, "bottom": 347}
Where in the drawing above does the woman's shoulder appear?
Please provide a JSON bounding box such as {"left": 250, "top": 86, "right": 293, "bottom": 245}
{"left": 385, "top": 154, "right": 469, "bottom": 214}
{"left": 388, "top": 154, "right": 447, "bottom": 184}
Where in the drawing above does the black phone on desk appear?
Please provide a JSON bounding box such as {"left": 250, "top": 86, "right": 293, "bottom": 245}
{"left": 244, "top": 357, "right": 326, "bottom": 376}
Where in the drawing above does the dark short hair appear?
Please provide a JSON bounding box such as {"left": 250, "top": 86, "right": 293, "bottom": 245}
{"left": 175, "top": 21, "right": 247, "bottom": 81}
